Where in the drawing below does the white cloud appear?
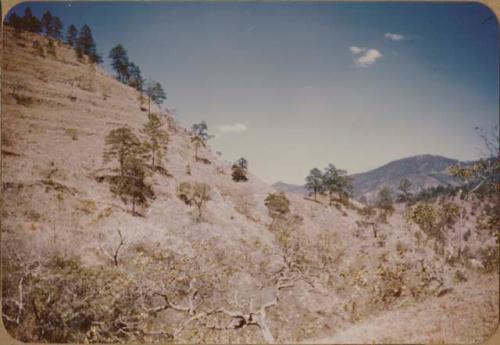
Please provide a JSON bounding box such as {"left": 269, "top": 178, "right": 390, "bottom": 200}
{"left": 349, "top": 46, "right": 383, "bottom": 67}
{"left": 349, "top": 46, "right": 365, "bottom": 54}
{"left": 215, "top": 123, "right": 248, "bottom": 133}
{"left": 384, "top": 32, "right": 405, "bottom": 41}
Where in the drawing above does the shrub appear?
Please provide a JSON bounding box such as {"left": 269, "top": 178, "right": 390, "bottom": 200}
{"left": 231, "top": 165, "right": 248, "bottom": 182}
{"left": 264, "top": 192, "right": 290, "bottom": 218}
{"left": 405, "top": 203, "right": 442, "bottom": 242}
{"left": 65, "top": 128, "right": 78, "bottom": 140}
{"left": 176, "top": 181, "right": 211, "bottom": 219}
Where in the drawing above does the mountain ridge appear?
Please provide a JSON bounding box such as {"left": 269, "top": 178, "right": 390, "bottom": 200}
{"left": 273, "top": 154, "right": 464, "bottom": 200}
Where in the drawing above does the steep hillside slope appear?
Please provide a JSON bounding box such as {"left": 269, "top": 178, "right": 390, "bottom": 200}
{"left": 2, "top": 28, "right": 498, "bottom": 344}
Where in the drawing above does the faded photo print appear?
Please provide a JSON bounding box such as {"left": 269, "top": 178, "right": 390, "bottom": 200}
{"left": 1, "top": 1, "right": 499, "bottom": 343}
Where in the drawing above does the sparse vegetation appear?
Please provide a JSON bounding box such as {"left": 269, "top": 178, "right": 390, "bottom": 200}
{"left": 231, "top": 157, "right": 248, "bottom": 182}
{"left": 141, "top": 113, "right": 169, "bottom": 170}
{"left": 376, "top": 187, "right": 394, "bottom": 213}
{"left": 305, "top": 168, "right": 324, "bottom": 201}
{"left": 177, "top": 181, "right": 211, "bottom": 219}
{"left": 191, "top": 121, "right": 212, "bottom": 160}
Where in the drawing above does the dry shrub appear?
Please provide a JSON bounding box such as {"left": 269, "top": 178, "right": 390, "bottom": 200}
{"left": 65, "top": 128, "right": 78, "bottom": 140}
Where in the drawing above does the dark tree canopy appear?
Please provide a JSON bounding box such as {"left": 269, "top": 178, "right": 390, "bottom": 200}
{"left": 76, "top": 24, "right": 102, "bottom": 63}
{"left": 6, "top": 12, "right": 22, "bottom": 31}
{"left": 127, "top": 62, "right": 144, "bottom": 92}
{"left": 52, "top": 17, "right": 64, "bottom": 40}
{"left": 109, "top": 44, "right": 130, "bottom": 83}
{"left": 22, "top": 7, "right": 41, "bottom": 33}
{"left": 145, "top": 80, "right": 167, "bottom": 111}
{"left": 322, "top": 164, "right": 352, "bottom": 203}
{"left": 40, "top": 11, "right": 53, "bottom": 37}
{"left": 142, "top": 113, "right": 169, "bottom": 170}
{"left": 232, "top": 158, "right": 249, "bottom": 182}
{"left": 66, "top": 25, "right": 78, "bottom": 47}
{"left": 305, "top": 168, "right": 325, "bottom": 201}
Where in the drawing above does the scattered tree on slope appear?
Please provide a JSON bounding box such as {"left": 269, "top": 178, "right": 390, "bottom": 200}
{"left": 142, "top": 113, "right": 169, "bottom": 171}
{"left": 305, "top": 168, "right": 324, "bottom": 201}
{"left": 232, "top": 157, "right": 249, "bottom": 182}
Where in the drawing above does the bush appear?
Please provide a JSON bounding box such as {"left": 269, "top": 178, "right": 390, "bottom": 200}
{"left": 231, "top": 165, "right": 248, "bottom": 182}
{"left": 264, "top": 192, "right": 290, "bottom": 218}
{"left": 3, "top": 254, "right": 147, "bottom": 343}
{"left": 176, "top": 181, "right": 211, "bottom": 218}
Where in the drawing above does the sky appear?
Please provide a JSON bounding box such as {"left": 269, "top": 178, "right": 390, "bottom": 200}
{"left": 7, "top": 1, "right": 499, "bottom": 184}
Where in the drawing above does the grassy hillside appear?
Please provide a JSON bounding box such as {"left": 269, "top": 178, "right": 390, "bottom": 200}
{"left": 1, "top": 27, "right": 498, "bottom": 344}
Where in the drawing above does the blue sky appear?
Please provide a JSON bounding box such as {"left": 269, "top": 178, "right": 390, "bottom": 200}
{"left": 7, "top": 2, "right": 499, "bottom": 184}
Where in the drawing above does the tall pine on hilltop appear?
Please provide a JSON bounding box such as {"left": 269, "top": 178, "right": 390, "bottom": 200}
{"left": 76, "top": 24, "right": 102, "bottom": 64}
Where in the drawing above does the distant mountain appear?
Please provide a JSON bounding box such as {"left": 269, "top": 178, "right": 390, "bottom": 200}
{"left": 272, "top": 181, "right": 308, "bottom": 195}
{"left": 273, "top": 154, "right": 463, "bottom": 201}
{"left": 350, "top": 154, "right": 462, "bottom": 201}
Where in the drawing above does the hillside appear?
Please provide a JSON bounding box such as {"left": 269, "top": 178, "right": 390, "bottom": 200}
{"left": 273, "top": 154, "right": 462, "bottom": 200}
{"left": 1, "top": 27, "right": 498, "bottom": 344}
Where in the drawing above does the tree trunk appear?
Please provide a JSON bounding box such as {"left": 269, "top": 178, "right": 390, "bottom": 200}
{"left": 132, "top": 197, "right": 136, "bottom": 215}
{"left": 255, "top": 313, "right": 275, "bottom": 343}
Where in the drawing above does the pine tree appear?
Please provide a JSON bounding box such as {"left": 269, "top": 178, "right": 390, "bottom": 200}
{"left": 142, "top": 114, "right": 169, "bottom": 170}
{"left": 41, "top": 11, "right": 53, "bottom": 37}
{"left": 128, "top": 62, "right": 144, "bottom": 92}
{"left": 190, "top": 121, "right": 212, "bottom": 159}
{"left": 305, "top": 168, "right": 325, "bottom": 201}
{"left": 52, "top": 17, "right": 64, "bottom": 41}
{"left": 104, "top": 127, "right": 152, "bottom": 215}
{"left": 22, "top": 7, "right": 41, "bottom": 33}
{"left": 103, "top": 127, "right": 146, "bottom": 178}
{"left": 145, "top": 80, "right": 167, "bottom": 114}
{"left": 66, "top": 25, "right": 78, "bottom": 47}
{"left": 109, "top": 44, "right": 130, "bottom": 83}
{"left": 113, "top": 157, "right": 150, "bottom": 215}
{"left": 76, "top": 24, "right": 102, "bottom": 64}
{"left": 6, "top": 12, "right": 23, "bottom": 37}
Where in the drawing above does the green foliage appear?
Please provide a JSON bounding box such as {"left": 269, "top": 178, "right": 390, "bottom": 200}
{"left": 145, "top": 79, "right": 166, "bottom": 113}
{"left": 109, "top": 44, "right": 130, "bottom": 83}
{"left": 141, "top": 113, "right": 169, "bottom": 170}
{"left": 76, "top": 24, "right": 102, "bottom": 64}
{"left": 103, "top": 127, "right": 152, "bottom": 214}
{"left": 127, "top": 62, "right": 144, "bottom": 92}
{"left": 176, "top": 182, "right": 211, "bottom": 219}
{"left": 322, "top": 164, "right": 353, "bottom": 204}
{"left": 305, "top": 168, "right": 324, "bottom": 200}
{"left": 264, "top": 192, "right": 290, "bottom": 218}
{"left": 111, "top": 158, "right": 153, "bottom": 215}
{"left": 103, "top": 127, "right": 145, "bottom": 177}
{"left": 231, "top": 158, "right": 248, "bottom": 182}
{"left": 190, "top": 121, "right": 212, "bottom": 159}
{"left": 405, "top": 201, "right": 459, "bottom": 245}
